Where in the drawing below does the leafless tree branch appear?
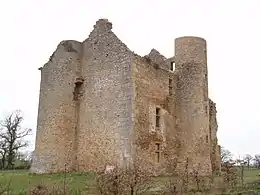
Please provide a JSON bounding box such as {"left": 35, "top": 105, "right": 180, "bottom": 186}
{"left": 0, "top": 110, "right": 31, "bottom": 169}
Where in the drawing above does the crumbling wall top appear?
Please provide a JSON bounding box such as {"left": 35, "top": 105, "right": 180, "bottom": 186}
{"left": 147, "top": 49, "right": 167, "bottom": 61}
{"left": 167, "top": 56, "right": 175, "bottom": 62}
{"left": 143, "top": 49, "right": 169, "bottom": 70}
{"left": 94, "top": 18, "right": 112, "bottom": 31}
{"left": 209, "top": 98, "right": 217, "bottom": 114}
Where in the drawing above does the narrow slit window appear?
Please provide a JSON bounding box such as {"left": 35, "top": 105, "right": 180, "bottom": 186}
{"left": 169, "top": 79, "right": 173, "bottom": 96}
{"left": 206, "top": 135, "right": 209, "bottom": 143}
{"left": 155, "top": 143, "right": 161, "bottom": 162}
{"left": 156, "top": 107, "right": 160, "bottom": 128}
{"left": 170, "top": 62, "right": 175, "bottom": 71}
{"left": 73, "top": 82, "right": 83, "bottom": 101}
{"left": 155, "top": 143, "right": 160, "bottom": 150}
{"left": 73, "top": 78, "right": 84, "bottom": 101}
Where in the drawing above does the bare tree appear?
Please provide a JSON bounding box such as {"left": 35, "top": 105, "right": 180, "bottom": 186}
{"left": 221, "top": 147, "right": 233, "bottom": 163}
{"left": 0, "top": 110, "right": 32, "bottom": 169}
{"left": 253, "top": 155, "right": 260, "bottom": 169}
{"left": 0, "top": 138, "right": 8, "bottom": 169}
{"left": 235, "top": 159, "right": 247, "bottom": 187}
{"left": 243, "top": 154, "right": 253, "bottom": 169}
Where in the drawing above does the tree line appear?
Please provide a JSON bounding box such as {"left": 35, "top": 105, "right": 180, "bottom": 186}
{"left": 221, "top": 147, "right": 260, "bottom": 169}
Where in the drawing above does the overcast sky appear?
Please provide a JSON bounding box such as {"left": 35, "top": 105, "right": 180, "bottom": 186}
{"left": 0, "top": 0, "right": 259, "bottom": 158}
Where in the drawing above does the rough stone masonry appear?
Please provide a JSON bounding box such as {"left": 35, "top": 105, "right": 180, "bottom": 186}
{"left": 30, "top": 19, "right": 221, "bottom": 176}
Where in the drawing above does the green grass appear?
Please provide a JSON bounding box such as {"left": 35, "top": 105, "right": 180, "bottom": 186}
{"left": 0, "top": 170, "right": 96, "bottom": 194}
{"left": 0, "top": 168, "right": 259, "bottom": 194}
{"left": 242, "top": 168, "right": 260, "bottom": 183}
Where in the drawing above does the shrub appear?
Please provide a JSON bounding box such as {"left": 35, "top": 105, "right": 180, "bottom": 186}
{"left": 96, "top": 165, "right": 153, "bottom": 195}
{"left": 29, "top": 184, "right": 67, "bottom": 195}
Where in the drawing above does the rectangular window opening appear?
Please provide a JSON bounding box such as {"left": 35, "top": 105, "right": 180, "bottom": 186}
{"left": 155, "top": 143, "right": 160, "bottom": 150}
{"left": 170, "top": 62, "right": 175, "bottom": 71}
{"left": 206, "top": 135, "right": 209, "bottom": 143}
{"left": 155, "top": 143, "right": 161, "bottom": 162}
{"left": 156, "top": 107, "right": 160, "bottom": 128}
{"left": 73, "top": 82, "right": 83, "bottom": 101}
{"left": 156, "top": 107, "right": 160, "bottom": 115}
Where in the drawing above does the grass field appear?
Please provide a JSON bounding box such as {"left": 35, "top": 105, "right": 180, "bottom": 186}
{"left": 0, "top": 170, "right": 96, "bottom": 194}
{"left": 0, "top": 168, "right": 259, "bottom": 194}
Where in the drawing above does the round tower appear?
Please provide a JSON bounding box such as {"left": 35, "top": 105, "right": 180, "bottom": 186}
{"left": 174, "top": 36, "right": 211, "bottom": 175}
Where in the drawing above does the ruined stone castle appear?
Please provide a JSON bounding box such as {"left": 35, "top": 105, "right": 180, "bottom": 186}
{"left": 30, "top": 19, "right": 221, "bottom": 175}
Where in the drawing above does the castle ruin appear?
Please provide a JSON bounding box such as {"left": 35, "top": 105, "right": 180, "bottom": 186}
{"left": 30, "top": 19, "right": 221, "bottom": 175}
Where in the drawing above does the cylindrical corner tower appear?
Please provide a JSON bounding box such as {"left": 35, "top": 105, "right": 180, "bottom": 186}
{"left": 175, "top": 36, "right": 207, "bottom": 71}
{"left": 174, "top": 36, "right": 211, "bottom": 175}
{"left": 30, "top": 40, "right": 82, "bottom": 173}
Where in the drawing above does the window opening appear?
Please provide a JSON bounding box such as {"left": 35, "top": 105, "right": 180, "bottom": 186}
{"left": 73, "top": 78, "right": 84, "bottom": 101}
{"left": 206, "top": 135, "right": 209, "bottom": 143}
{"left": 155, "top": 143, "right": 161, "bottom": 162}
{"left": 169, "top": 79, "right": 173, "bottom": 96}
{"left": 156, "top": 107, "right": 160, "bottom": 128}
{"left": 170, "top": 62, "right": 175, "bottom": 71}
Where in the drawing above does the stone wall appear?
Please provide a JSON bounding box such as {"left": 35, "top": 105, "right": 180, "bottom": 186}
{"left": 209, "top": 98, "right": 221, "bottom": 174}
{"left": 30, "top": 40, "right": 82, "bottom": 173}
{"left": 132, "top": 54, "right": 178, "bottom": 175}
{"left": 216, "top": 145, "right": 221, "bottom": 171}
{"left": 76, "top": 19, "right": 134, "bottom": 172}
